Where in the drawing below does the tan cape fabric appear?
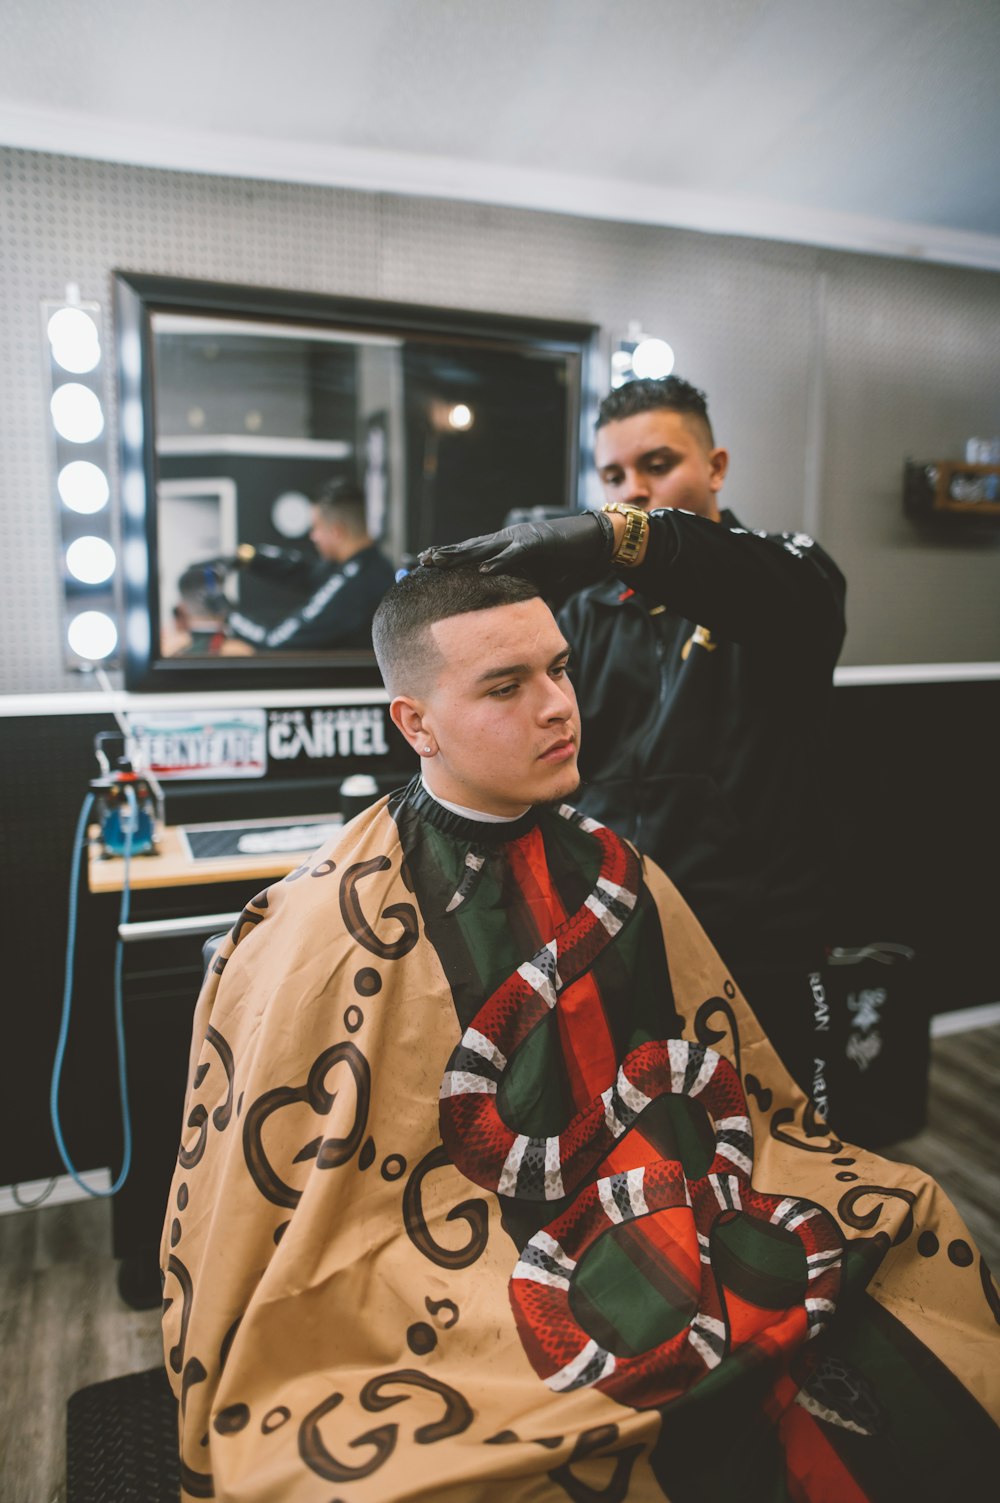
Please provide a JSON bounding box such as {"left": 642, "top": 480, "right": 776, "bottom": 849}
{"left": 162, "top": 797, "right": 999, "bottom": 1502}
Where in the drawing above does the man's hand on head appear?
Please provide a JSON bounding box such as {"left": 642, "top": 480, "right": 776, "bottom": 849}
{"left": 419, "top": 512, "right": 615, "bottom": 587}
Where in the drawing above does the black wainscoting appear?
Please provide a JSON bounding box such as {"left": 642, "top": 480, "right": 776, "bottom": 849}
{"left": 827, "top": 680, "right": 997, "bottom": 1014}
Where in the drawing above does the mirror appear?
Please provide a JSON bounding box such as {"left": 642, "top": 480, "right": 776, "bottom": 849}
{"left": 115, "top": 272, "right": 597, "bottom": 691}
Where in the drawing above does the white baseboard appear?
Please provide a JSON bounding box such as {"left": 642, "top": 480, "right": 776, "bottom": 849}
{"left": 0, "top": 1167, "right": 111, "bottom": 1217}
{"left": 931, "top": 1002, "right": 1000, "bottom": 1038}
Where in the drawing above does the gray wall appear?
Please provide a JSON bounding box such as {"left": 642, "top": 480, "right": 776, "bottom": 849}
{"left": 2, "top": 144, "right": 999, "bottom": 694}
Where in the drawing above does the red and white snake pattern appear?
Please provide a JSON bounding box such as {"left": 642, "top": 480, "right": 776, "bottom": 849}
{"left": 438, "top": 806, "right": 843, "bottom": 1408}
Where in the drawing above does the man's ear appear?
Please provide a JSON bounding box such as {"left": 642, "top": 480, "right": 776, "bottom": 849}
{"left": 390, "top": 695, "right": 434, "bottom": 757}
{"left": 708, "top": 447, "right": 729, "bottom": 492}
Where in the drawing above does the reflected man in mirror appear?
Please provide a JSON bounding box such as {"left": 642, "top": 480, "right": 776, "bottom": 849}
{"left": 227, "top": 478, "right": 396, "bottom": 651}
{"left": 162, "top": 562, "right": 254, "bottom": 658}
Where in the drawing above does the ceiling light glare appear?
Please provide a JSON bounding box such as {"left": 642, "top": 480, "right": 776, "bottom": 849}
{"left": 631, "top": 337, "right": 675, "bottom": 380}
{"left": 51, "top": 383, "right": 105, "bottom": 443}
{"left": 68, "top": 610, "right": 118, "bottom": 660}
{"left": 47, "top": 307, "right": 101, "bottom": 373}
{"left": 66, "top": 536, "right": 116, "bottom": 585}
{"left": 58, "top": 460, "right": 110, "bottom": 514}
{"left": 448, "top": 403, "right": 474, "bottom": 431}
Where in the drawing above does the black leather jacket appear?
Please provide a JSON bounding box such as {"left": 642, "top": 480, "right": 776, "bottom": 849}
{"left": 559, "top": 508, "right": 846, "bottom": 972}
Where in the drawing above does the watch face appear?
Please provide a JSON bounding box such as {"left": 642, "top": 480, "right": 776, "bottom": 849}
{"left": 270, "top": 490, "right": 314, "bottom": 538}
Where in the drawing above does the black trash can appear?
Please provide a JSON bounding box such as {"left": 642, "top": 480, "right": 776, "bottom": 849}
{"left": 823, "top": 943, "right": 929, "bottom": 1147}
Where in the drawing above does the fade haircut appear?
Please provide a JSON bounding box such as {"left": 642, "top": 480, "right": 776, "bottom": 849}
{"left": 315, "top": 477, "right": 369, "bottom": 536}
{"left": 372, "top": 566, "right": 541, "bottom": 697}
{"left": 596, "top": 376, "right": 714, "bottom": 447}
{"left": 177, "top": 562, "right": 227, "bottom": 620}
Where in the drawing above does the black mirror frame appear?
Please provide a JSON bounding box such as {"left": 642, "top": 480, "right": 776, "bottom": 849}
{"left": 114, "top": 270, "right": 600, "bottom": 693}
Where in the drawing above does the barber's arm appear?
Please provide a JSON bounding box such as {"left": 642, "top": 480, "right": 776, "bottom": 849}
{"left": 228, "top": 562, "right": 378, "bottom": 651}
{"left": 420, "top": 511, "right": 618, "bottom": 587}
{"left": 233, "top": 543, "right": 312, "bottom": 585}
{"left": 422, "top": 508, "right": 844, "bottom": 660}
{"left": 633, "top": 509, "right": 846, "bottom": 658}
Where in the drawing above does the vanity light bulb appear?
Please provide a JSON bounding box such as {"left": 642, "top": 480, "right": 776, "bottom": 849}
{"left": 58, "top": 460, "right": 110, "bottom": 514}
{"left": 51, "top": 383, "right": 105, "bottom": 443}
{"left": 126, "top": 607, "right": 150, "bottom": 658}
{"left": 66, "top": 536, "right": 116, "bottom": 585}
{"left": 47, "top": 307, "right": 101, "bottom": 374}
{"left": 448, "top": 403, "right": 473, "bottom": 431}
{"left": 631, "top": 338, "right": 675, "bottom": 381}
{"left": 68, "top": 610, "right": 117, "bottom": 660}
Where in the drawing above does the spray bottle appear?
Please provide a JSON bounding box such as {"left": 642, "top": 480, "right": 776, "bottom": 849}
{"left": 91, "top": 731, "right": 159, "bottom": 857}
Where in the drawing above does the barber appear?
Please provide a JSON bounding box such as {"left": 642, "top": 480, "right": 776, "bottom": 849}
{"left": 226, "top": 478, "right": 395, "bottom": 651}
{"left": 421, "top": 376, "right": 847, "bottom": 1102}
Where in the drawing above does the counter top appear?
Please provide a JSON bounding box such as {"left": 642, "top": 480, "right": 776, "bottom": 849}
{"left": 88, "top": 817, "right": 341, "bottom": 892}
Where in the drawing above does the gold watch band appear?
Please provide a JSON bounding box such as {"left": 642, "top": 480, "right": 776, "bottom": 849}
{"left": 602, "top": 503, "right": 649, "bottom": 568}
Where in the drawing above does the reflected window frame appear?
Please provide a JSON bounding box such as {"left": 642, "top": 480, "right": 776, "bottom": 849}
{"left": 114, "top": 270, "right": 600, "bottom": 693}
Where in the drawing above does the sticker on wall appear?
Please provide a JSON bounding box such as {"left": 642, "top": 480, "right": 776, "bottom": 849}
{"left": 267, "top": 706, "right": 390, "bottom": 761}
{"left": 128, "top": 709, "right": 267, "bottom": 779}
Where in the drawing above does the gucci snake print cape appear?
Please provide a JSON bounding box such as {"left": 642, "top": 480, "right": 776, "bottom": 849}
{"left": 162, "top": 778, "right": 1000, "bottom": 1502}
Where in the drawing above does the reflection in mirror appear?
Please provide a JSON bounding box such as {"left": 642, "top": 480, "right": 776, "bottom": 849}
{"left": 115, "top": 274, "right": 596, "bottom": 691}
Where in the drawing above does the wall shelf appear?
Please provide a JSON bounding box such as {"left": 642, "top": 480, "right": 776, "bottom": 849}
{"left": 904, "top": 460, "right": 1000, "bottom": 521}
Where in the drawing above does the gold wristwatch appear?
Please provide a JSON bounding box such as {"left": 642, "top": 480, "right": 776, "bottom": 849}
{"left": 602, "top": 502, "right": 649, "bottom": 568}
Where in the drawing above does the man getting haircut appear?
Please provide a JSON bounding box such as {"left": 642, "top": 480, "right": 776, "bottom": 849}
{"left": 163, "top": 567, "right": 999, "bottom": 1502}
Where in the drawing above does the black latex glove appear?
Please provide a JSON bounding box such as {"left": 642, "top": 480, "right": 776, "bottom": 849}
{"left": 419, "top": 511, "right": 615, "bottom": 587}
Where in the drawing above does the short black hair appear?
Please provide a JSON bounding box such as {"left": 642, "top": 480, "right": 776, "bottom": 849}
{"left": 315, "top": 477, "right": 368, "bottom": 535}
{"left": 372, "top": 566, "right": 540, "bottom": 696}
{"left": 596, "top": 376, "right": 714, "bottom": 446}
{"left": 177, "top": 562, "right": 227, "bottom": 619}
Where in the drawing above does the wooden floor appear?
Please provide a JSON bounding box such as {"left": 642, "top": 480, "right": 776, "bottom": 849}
{"left": 1, "top": 1024, "right": 998, "bottom": 1503}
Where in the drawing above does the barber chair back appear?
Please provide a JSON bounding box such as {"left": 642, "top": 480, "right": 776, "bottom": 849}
{"left": 202, "top": 932, "right": 228, "bottom": 977}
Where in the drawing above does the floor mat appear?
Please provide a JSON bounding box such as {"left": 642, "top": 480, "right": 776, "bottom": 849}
{"left": 66, "top": 1366, "right": 179, "bottom": 1503}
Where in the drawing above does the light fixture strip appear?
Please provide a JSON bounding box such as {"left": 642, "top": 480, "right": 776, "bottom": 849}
{"left": 42, "top": 295, "right": 120, "bottom": 668}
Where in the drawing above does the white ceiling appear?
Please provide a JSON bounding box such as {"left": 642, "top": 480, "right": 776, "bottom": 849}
{"left": 3, "top": 0, "right": 1000, "bottom": 269}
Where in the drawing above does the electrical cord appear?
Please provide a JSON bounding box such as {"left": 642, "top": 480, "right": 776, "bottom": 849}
{"left": 49, "top": 786, "right": 135, "bottom": 1197}
{"left": 10, "top": 1177, "right": 57, "bottom": 1210}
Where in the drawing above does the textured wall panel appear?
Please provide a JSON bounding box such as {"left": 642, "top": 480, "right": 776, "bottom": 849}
{"left": 820, "top": 251, "right": 1000, "bottom": 665}
{"left": 2, "top": 145, "right": 999, "bottom": 694}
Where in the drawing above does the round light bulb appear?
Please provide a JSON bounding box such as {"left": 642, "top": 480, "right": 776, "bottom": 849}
{"left": 58, "top": 460, "right": 110, "bottom": 514}
{"left": 47, "top": 308, "right": 101, "bottom": 374}
{"left": 68, "top": 610, "right": 118, "bottom": 660}
{"left": 271, "top": 490, "right": 314, "bottom": 538}
{"left": 448, "top": 403, "right": 473, "bottom": 431}
{"left": 51, "top": 383, "right": 104, "bottom": 443}
{"left": 631, "top": 337, "right": 675, "bottom": 380}
{"left": 66, "top": 536, "right": 116, "bottom": 584}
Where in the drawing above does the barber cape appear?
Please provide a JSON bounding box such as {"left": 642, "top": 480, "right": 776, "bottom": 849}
{"left": 163, "top": 778, "right": 1000, "bottom": 1502}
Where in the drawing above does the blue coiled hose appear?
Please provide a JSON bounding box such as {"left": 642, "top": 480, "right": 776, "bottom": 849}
{"left": 49, "top": 785, "right": 135, "bottom": 1196}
